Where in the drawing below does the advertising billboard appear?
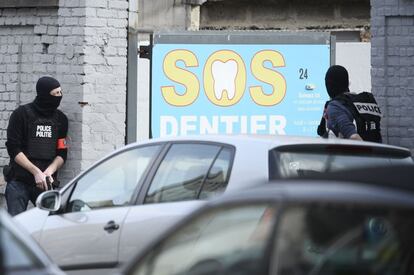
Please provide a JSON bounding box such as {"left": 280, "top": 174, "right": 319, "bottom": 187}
{"left": 151, "top": 32, "right": 333, "bottom": 138}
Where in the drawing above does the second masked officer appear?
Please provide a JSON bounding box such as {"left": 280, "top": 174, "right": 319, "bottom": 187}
{"left": 317, "top": 65, "right": 382, "bottom": 143}
{"left": 4, "top": 76, "right": 69, "bottom": 216}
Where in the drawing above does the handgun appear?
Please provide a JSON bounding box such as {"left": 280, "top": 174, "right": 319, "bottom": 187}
{"left": 46, "top": 176, "right": 53, "bottom": 190}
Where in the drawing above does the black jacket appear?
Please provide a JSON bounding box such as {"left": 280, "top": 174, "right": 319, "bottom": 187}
{"left": 6, "top": 103, "right": 68, "bottom": 185}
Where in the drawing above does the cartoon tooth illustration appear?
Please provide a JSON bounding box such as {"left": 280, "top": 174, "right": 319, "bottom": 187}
{"left": 212, "top": 60, "right": 238, "bottom": 100}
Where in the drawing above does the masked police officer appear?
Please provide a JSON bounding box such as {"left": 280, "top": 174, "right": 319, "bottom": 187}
{"left": 317, "top": 65, "right": 382, "bottom": 143}
{"left": 4, "top": 76, "right": 68, "bottom": 216}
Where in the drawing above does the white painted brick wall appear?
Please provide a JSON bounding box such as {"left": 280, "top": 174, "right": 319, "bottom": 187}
{"left": 79, "top": 0, "right": 128, "bottom": 170}
{"left": 0, "top": 1, "right": 128, "bottom": 199}
{"left": 0, "top": 9, "right": 59, "bottom": 204}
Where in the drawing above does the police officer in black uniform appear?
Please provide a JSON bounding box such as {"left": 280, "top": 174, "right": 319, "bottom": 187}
{"left": 4, "top": 76, "right": 68, "bottom": 216}
{"left": 318, "top": 65, "right": 382, "bottom": 143}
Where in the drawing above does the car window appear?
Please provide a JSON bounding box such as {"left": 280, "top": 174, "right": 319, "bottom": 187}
{"left": 270, "top": 147, "right": 413, "bottom": 178}
{"left": 67, "top": 145, "right": 161, "bottom": 212}
{"left": 0, "top": 222, "right": 44, "bottom": 271}
{"left": 132, "top": 204, "right": 276, "bottom": 275}
{"left": 199, "top": 147, "right": 232, "bottom": 199}
{"left": 144, "top": 143, "right": 223, "bottom": 204}
{"left": 273, "top": 205, "right": 414, "bottom": 275}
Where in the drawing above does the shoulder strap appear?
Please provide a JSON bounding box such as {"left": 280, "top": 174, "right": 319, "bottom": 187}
{"left": 333, "top": 93, "right": 353, "bottom": 106}
{"left": 333, "top": 93, "right": 361, "bottom": 119}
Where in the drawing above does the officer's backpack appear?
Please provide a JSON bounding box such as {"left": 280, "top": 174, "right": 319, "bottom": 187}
{"left": 334, "top": 92, "right": 382, "bottom": 143}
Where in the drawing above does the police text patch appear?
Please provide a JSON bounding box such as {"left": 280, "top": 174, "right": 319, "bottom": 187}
{"left": 36, "top": 125, "right": 52, "bottom": 138}
{"left": 353, "top": 102, "right": 382, "bottom": 117}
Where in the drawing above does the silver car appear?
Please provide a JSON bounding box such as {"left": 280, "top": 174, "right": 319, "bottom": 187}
{"left": 14, "top": 135, "right": 413, "bottom": 274}
{"left": 0, "top": 209, "right": 63, "bottom": 275}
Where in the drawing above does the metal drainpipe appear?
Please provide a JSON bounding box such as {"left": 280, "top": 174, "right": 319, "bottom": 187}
{"left": 126, "top": 0, "right": 139, "bottom": 144}
{"left": 17, "top": 43, "right": 22, "bottom": 107}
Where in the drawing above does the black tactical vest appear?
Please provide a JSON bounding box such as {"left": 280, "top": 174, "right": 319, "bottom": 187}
{"left": 334, "top": 92, "right": 382, "bottom": 143}
{"left": 25, "top": 104, "right": 59, "bottom": 160}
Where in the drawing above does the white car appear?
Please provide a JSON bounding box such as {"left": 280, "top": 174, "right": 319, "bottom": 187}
{"left": 14, "top": 135, "right": 413, "bottom": 274}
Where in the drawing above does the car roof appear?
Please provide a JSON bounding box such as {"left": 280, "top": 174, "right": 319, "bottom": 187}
{"left": 124, "top": 134, "right": 411, "bottom": 153}
{"left": 61, "top": 134, "right": 410, "bottom": 194}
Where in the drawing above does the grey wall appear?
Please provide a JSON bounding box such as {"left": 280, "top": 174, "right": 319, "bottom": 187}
{"left": 138, "top": 0, "right": 193, "bottom": 31}
{"left": 200, "top": 0, "right": 370, "bottom": 30}
{"left": 138, "top": 0, "right": 371, "bottom": 33}
{"left": 371, "top": 0, "right": 414, "bottom": 152}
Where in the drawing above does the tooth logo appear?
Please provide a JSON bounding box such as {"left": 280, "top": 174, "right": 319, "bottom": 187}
{"left": 204, "top": 50, "right": 246, "bottom": 107}
{"left": 212, "top": 60, "right": 238, "bottom": 100}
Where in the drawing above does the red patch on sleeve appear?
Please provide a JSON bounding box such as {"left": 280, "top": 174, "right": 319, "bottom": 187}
{"left": 57, "top": 138, "right": 67, "bottom": 149}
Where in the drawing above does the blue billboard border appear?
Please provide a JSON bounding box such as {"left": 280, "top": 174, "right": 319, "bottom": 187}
{"left": 149, "top": 31, "right": 336, "bottom": 138}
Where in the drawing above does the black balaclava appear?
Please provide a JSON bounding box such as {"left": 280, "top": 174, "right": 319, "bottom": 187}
{"left": 325, "top": 65, "right": 350, "bottom": 99}
{"left": 32, "top": 76, "right": 62, "bottom": 116}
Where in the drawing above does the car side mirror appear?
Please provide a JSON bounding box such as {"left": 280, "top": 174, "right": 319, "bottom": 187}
{"left": 35, "top": 190, "right": 62, "bottom": 212}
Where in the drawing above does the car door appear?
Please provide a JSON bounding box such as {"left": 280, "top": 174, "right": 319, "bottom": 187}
{"left": 37, "top": 144, "right": 163, "bottom": 271}
{"left": 118, "top": 142, "right": 234, "bottom": 263}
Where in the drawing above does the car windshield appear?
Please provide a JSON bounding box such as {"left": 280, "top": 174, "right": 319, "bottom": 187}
{"left": 270, "top": 145, "right": 412, "bottom": 178}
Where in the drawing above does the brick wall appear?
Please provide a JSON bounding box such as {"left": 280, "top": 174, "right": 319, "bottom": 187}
{"left": 0, "top": 8, "right": 59, "bottom": 170}
{"left": 80, "top": 0, "right": 128, "bottom": 169}
{"left": 371, "top": 0, "right": 414, "bottom": 152}
{"left": 56, "top": 0, "right": 129, "bottom": 174}
{"left": 0, "top": 1, "right": 128, "bottom": 203}
{"left": 0, "top": 8, "right": 62, "bottom": 202}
